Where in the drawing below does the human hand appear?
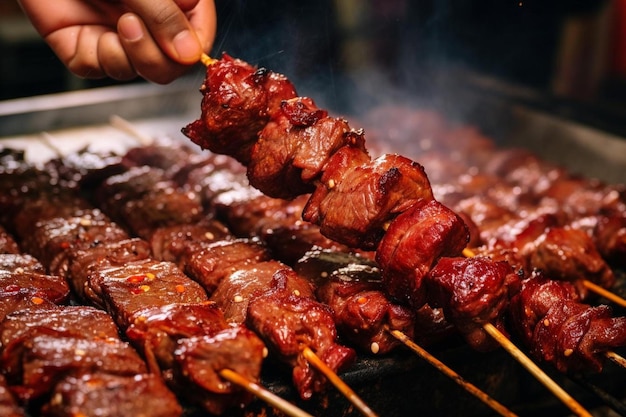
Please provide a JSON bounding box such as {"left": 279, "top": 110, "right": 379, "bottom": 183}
{"left": 18, "top": 0, "right": 216, "bottom": 84}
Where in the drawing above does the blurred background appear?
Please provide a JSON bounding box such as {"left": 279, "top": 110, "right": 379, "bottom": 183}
{"left": 1, "top": 0, "right": 624, "bottom": 114}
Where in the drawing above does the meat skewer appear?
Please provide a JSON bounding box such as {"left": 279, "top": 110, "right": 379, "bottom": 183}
{"left": 158, "top": 136, "right": 527, "bottom": 417}
{"left": 209, "top": 174, "right": 520, "bottom": 416}
{"left": 0, "top": 228, "right": 183, "bottom": 416}
{"left": 1, "top": 156, "right": 315, "bottom": 417}
{"left": 93, "top": 139, "right": 377, "bottom": 417}
{"left": 183, "top": 52, "right": 626, "bottom": 416}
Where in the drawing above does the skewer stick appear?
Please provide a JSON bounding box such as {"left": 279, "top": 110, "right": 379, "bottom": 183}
{"left": 219, "top": 369, "right": 314, "bottom": 417}
{"left": 201, "top": 53, "right": 217, "bottom": 66}
{"left": 463, "top": 248, "right": 593, "bottom": 416}
{"left": 581, "top": 280, "right": 626, "bottom": 308}
{"left": 482, "top": 323, "right": 592, "bottom": 417}
{"left": 605, "top": 351, "right": 626, "bottom": 369}
{"left": 301, "top": 347, "right": 379, "bottom": 417}
{"left": 386, "top": 327, "right": 518, "bottom": 417}
{"left": 109, "top": 115, "right": 153, "bottom": 146}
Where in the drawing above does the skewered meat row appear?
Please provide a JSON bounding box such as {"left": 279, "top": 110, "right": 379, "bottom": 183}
{"left": 141, "top": 143, "right": 427, "bottom": 357}
{"left": 90, "top": 144, "right": 358, "bottom": 401}
{"left": 0, "top": 222, "right": 183, "bottom": 417}
{"left": 0, "top": 159, "right": 266, "bottom": 415}
{"left": 509, "top": 271, "right": 626, "bottom": 373}
{"left": 182, "top": 54, "right": 626, "bottom": 369}
{"left": 183, "top": 161, "right": 447, "bottom": 354}
{"left": 357, "top": 106, "right": 626, "bottom": 269}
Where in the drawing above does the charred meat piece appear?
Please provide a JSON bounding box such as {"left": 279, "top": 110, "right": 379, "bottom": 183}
{"left": 224, "top": 193, "right": 364, "bottom": 265}
{"left": 89, "top": 260, "right": 208, "bottom": 328}
{"left": 0, "top": 307, "right": 147, "bottom": 402}
{"left": 20, "top": 209, "right": 129, "bottom": 277}
{"left": 295, "top": 249, "right": 416, "bottom": 355}
{"left": 0, "top": 289, "right": 58, "bottom": 322}
{"left": 305, "top": 152, "right": 434, "bottom": 251}
{"left": 0, "top": 374, "right": 24, "bottom": 417}
{"left": 41, "top": 372, "right": 182, "bottom": 417}
{"left": 246, "top": 272, "right": 356, "bottom": 400}
{"left": 211, "top": 261, "right": 313, "bottom": 324}
{"left": 12, "top": 193, "right": 93, "bottom": 240}
{"left": 510, "top": 272, "right": 626, "bottom": 373}
{"left": 173, "top": 326, "right": 266, "bottom": 414}
{"left": 426, "top": 256, "right": 521, "bottom": 352}
{"left": 0, "top": 226, "right": 20, "bottom": 255}
{"left": 148, "top": 219, "right": 231, "bottom": 264}
{"left": 182, "top": 53, "right": 297, "bottom": 163}
{"left": 0, "top": 254, "right": 46, "bottom": 274}
{"left": 125, "top": 302, "right": 266, "bottom": 415}
{"left": 182, "top": 238, "right": 271, "bottom": 296}
{"left": 248, "top": 97, "right": 356, "bottom": 199}
{"left": 67, "top": 238, "right": 152, "bottom": 302}
{"left": 376, "top": 199, "right": 469, "bottom": 308}
{"left": 0, "top": 270, "right": 70, "bottom": 305}
{"left": 530, "top": 227, "right": 615, "bottom": 288}
{"left": 119, "top": 187, "right": 205, "bottom": 240}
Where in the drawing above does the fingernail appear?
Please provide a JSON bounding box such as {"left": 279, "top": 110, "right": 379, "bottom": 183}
{"left": 173, "top": 30, "right": 201, "bottom": 63}
{"left": 119, "top": 14, "right": 143, "bottom": 42}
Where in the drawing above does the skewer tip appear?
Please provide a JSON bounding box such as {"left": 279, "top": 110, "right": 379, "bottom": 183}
{"left": 200, "top": 53, "right": 217, "bottom": 66}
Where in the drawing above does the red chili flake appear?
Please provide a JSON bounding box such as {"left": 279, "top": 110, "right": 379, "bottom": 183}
{"left": 126, "top": 274, "right": 146, "bottom": 283}
{"left": 60, "top": 241, "right": 71, "bottom": 249}
{"left": 175, "top": 284, "right": 185, "bottom": 293}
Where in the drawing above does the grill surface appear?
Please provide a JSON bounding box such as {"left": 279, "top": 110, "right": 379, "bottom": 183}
{"left": 0, "top": 75, "right": 625, "bottom": 417}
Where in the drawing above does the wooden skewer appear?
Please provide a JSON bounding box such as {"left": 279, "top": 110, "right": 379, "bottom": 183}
{"left": 386, "top": 327, "right": 518, "bottom": 417}
{"left": 581, "top": 279, "right": 626, "bottom": 308}
{"left": 461, "top": 249, "right": 593, "bottom": 416}
{"left": 219, "top": 369, "right": 314, "bottom": 417}
{"left": 109, "top": 115, "right": 154, "bottom": 146}
{"left": 201, "top": 53, "right": 217, "bottom": 66}
{"left": 482, "top": 323, "right": 592, "bottom": 417}
{"left": 301, "top": 346, "right": 379, "bottom": 417}
{"left": 605, "top": 351, "right": 626, "bottom": 369}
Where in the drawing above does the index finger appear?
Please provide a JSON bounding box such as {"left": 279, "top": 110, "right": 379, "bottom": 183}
{"left": 122, "top": 0, "right": 214, "bottom": 64}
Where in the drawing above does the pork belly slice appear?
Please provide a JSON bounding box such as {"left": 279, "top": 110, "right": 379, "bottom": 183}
{"left": 42, "top": 372, "right": 182, "bottom": 417}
